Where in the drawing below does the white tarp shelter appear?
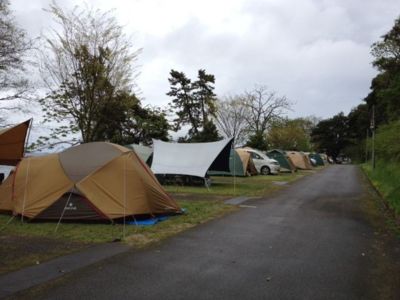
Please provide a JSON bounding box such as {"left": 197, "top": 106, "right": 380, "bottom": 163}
{"left": 151, "top": 138, "right": 233, "bottom": 178}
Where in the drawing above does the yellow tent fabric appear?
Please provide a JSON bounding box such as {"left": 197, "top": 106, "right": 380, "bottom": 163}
{"left": 0, "top": 119, "right": 31, "bottom": 165}
{"left": 0, "top": 142, "right": 180, "bottom": 220}
{"left": 286, "top": 155, "right": 297, "bottom": 172}
{"left": 12, "top": 155, "right": 74, "bottom": 218}
{"left": 77, "top": 152, "right": 179, "bottom": 219}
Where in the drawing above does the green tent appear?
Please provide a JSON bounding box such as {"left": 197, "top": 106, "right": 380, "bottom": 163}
{"left": 266, "top": 149, "right": 296, "bottom": 173}
{"left": 208, "top": 149, "right": 247, "bottom": 177}
{"left": 308, "top": 153, "right": 324, "bottom": 166}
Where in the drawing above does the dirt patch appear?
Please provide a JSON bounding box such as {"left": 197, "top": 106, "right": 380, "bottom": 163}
{"left": 0, "top": 234, "right": 92, "bottom": 275}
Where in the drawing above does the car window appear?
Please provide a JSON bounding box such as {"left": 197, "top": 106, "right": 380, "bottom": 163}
{"left": 250, "top": 152, "right": 261, "bottom": 160}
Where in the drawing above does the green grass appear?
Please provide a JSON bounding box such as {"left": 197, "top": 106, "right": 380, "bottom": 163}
{"left": 0, "top": 200, "right": 235, "bottom": 245}
{"left": 165, "top": 172, "right": 309, "bottom": 197}
{"left": 361, "top": 161, "right": 400, "bottom": 216}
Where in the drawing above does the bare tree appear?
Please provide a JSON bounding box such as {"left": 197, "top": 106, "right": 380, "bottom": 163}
{"left": 244, "top": 85, "right": 292, "bottom": 135}
{"left": 214, "top": 86, "right": 291, "bottom": 148}
{"left": 214, "top": 95, "right": 250, "bottom": 146}
{"left": 37, "top": 2, "right": 141, "bottom": 146}
{"left": 0, "top": 0, "right": 34, "bottom": 118}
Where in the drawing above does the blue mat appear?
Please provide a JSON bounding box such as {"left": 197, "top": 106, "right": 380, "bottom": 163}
{"left": 127, "top": 208, "right": 186, "bottom": 226}
{"left": 127, "top": 218, "right": 159, "bottom": 226}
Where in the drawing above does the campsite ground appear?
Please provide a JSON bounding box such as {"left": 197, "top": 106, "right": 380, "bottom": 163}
{"left": 8, "top": 165, "right": 400, "bottom": 299}
{"left": 0, "top": 170, "right": 313, "bottom": 275}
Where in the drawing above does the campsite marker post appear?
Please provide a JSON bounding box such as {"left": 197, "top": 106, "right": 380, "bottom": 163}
{"left": 233, "top": 147, "right": 236, "bottom": 196}
{"left": 123, "top": 154, "right": 127, "bottom": 239}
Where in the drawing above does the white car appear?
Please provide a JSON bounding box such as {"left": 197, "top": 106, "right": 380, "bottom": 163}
{"left": 245, "top": 148, "right": 280, "bottom": 175}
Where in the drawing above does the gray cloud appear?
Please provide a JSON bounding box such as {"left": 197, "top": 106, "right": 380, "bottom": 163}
{"left": 9, "top": 0, "right": 400, "bottom": 122}
{"left": 138, "top": 0, "right": 399, "bottom": 118}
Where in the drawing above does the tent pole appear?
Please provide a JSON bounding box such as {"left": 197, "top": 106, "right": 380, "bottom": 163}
{"left": 21, "top": 158, "right": 31, "bottom": 223}
{"left": 365, "top": 128, "right": 369, "bottom": 163}
{"left": 55, "top": 189, "right": 73, "bottom": 233}
{"left": 232, "top": 145, "right": 236, "bottom": 196}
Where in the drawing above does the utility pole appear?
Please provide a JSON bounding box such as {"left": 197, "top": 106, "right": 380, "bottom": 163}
{"left": 365, "top": 128, "right": 369, "bottom": 163}
{"left": 370, "top": 104, "right": 376, "bottom": 170}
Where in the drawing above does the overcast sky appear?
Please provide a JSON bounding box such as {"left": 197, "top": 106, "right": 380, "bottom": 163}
{"left": 10, "top": 0, "right": 400, "bottom": 122}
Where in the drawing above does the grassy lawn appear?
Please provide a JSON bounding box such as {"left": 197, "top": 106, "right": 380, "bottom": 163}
{"left": 361, "top": 161, "right": 400, "bottom": 216}
{"left": 0, "top": 200, "right": 234, "bottom": 244}
{"left": 165, "top": 171, "right": 311, "bottom": 198}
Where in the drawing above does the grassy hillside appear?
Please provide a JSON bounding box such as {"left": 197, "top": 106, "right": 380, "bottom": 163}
{"left": 362, "top": 161, "right": 400, "bottom": 216}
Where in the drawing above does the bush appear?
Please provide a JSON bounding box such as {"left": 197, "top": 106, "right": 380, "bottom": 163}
{"left": 374, "top": 121, "right": 400, "bottom": 161}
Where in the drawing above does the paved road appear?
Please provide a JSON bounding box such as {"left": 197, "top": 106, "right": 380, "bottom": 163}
{"left": 11, "top": 165, "right": 400, "bottom": 299}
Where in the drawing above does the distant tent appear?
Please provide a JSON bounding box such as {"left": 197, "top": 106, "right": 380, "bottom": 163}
{"left": 125, "top": 144, "right": 153, "bottom": 165}
{"left": 266, "top": 149, "right": 296, "bottom": 172}
{"left": 303, "top": 152, "right": 316, "bottom": 166}
{"left": 0, "top": 142, "right": 181, "bottom": 220}
{"left": 302, "top": 152, "right": 314, "bottom": 169}
{"left": 0, "top": 119, "right": 31, "bottom": 166}
{"left": 208, "top": 149, "right": 257, "bottom": 177}
{"left": 151, "top": 138, "right": 233, "bottom": 180}
{"left": 286, "top": 151, "right": 313, "bottom": 170}
{"left": 319, "top": 153, "right": 329, "bottom": 164}
{"left": 308, "top": 153, "right": 324, "bottom": 166}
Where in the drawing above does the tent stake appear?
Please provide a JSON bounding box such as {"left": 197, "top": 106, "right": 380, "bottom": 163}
{"left": 0, "top": 215, "right": 15, "bottom": 232}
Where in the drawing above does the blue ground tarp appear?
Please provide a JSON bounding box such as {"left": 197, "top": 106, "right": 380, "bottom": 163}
{"left": 127, "top": 216, "right": 168, "bottom": 226}
{"left": 127, "top": 209, "right": 186, "bottom": 226}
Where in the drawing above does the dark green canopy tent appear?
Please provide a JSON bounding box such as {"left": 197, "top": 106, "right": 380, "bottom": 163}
{"left": 208, "top": 149, "right": 246, "bottom": 177}
{"left": 266, "top": 149, "right": 296, "bottom": 173}
{"left": 308, "top": 153, "right": 324, "bottom": 166}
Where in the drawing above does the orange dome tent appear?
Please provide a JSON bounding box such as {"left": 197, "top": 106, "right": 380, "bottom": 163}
{"left": 0, "top": 142, "right": 181, "bottom": 220}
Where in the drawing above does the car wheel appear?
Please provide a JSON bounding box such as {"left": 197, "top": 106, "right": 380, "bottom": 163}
{"left": 260, "top": 166, "right": 270, "bottom": 175}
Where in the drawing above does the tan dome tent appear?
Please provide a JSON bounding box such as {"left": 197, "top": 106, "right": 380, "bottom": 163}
{"left": 0, "top": 119, "right": 31, "bottom": 166}
{"left": 235, "top": 149, "right": 258, "bottom": 176}
{"left": 0, "top": 142, "right": 180, "bottom": 220}
{"left": 286, "top": 151, "right": 313, "bottom": 170}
